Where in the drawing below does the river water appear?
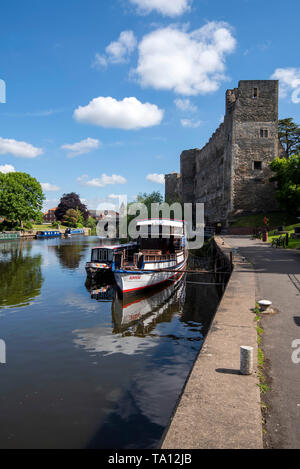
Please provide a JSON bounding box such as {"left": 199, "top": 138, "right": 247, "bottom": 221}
{"left": 0, "top": 236, "right": 222, "bottom": 449}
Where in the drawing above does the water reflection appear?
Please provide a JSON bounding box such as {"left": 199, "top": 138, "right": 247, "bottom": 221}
{"left": 51, "top": 239, "right": 86, "bottom": 269}
{"left": 0, "top": 237, "right": 224, "bottom": 449}
{"left": 0, "top": 242, "right": 43, "bottom": 308}
{"left": 112, "top": 276, "right": 186, "bottom": 336}
{"left": 75, "top": 275, "right": 205, "bottom": 359}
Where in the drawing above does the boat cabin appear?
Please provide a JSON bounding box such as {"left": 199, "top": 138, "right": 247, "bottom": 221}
{"left": 90, "top": 243, "right": 138, "bottom": 268}
{"left": 36, "top": 230, "right": 62, "bottom": 239}
{"left": 114, "top": 219, "right": 186, "bottom": 271}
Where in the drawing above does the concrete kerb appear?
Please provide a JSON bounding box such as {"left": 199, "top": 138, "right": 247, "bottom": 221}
{"left": 161, "top": 236, "right": 263, "bottom": 449}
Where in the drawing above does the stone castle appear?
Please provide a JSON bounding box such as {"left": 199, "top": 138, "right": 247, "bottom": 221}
{"left": 165, "top": 80, "right": 286, "bottom": 226}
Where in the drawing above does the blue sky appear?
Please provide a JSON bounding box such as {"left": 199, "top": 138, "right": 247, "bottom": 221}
{"left": 0, "top": 0, "right": 300, "bottom": 212}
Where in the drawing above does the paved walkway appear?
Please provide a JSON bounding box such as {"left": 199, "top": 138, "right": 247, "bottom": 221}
{"left": 224, "top": 236, "right": 300, "bottom": 449}
{"left": 162, "top": 238, "right": 262, "bottom": 449}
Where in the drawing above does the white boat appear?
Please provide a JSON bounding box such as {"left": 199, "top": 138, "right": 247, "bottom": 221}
{"left": 114, "top": 219, "right": 188, "bottom": 294}
{"left": 112, "top": 273, "right": 186, "bottom": 334}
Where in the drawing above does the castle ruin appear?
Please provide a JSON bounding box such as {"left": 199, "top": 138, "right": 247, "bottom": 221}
{"left": 165, "top": 80, "right": 286, "bottom": 226}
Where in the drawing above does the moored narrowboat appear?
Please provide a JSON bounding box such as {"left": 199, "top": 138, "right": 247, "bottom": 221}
{"left": 36, "top": 230, "right": 62, "bottom": 239}
{"left": 65, "top": 228, "right": 85, "bottom": 237}
{"left": 85, "top": 243, "right": 138, "bottom": 280}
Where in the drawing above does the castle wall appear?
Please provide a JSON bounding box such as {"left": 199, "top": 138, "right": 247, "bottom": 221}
{"left": 231, "top": 81, "right": 279, "bottom": 215}
{"left": 165, "top": 80, "right": 280, "bottom": 224}
{"left": 165, "top": 173, "right": 181, "bottom": 203}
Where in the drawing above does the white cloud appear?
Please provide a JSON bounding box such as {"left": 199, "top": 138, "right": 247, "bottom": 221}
{"left": 0, "top": 164, "right": 16, "bottom": 174}
{"left": 61, "top": 137, "right": 101, "bottom": 157}
{"left": 181, "top": 118, "right": 202, "bottom": 128}
{"left": 78, "top": 174, "right": 127, "bottom": 187}
{"left": 74, "top": 96, "right": 164, "bottom": 130}
{"left": 41, "top": 183, "right": 60, "bottom": 192}
{"left": 0, "top": 137, "right": 43, "bottom": 158}
{"left": 146, "top": 173, "right": 165, "bottom": 184}
{"left": 271, "top": 68, "right": 300, "bottom": 103}
{"left": 5, "top": 109, "right": 64, "bottom": 117}
{"left": 43, "top": 198, "right": 59, "bottom": 211}
{"left": 109, "top": 194, "right": 124, "bottom": 199}
{"left": 174, "top": 98, "right": 197, "bottom": 112}
{"left": 134, "top": 22, "right": 236, "bottom": 95}
{"left": 93, "top": 31, "right": 137, "bottom": 67}
{"left": 129, "top": 0, "right": 192, "bottom": 17}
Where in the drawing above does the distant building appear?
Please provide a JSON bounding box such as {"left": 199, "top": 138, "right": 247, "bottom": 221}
{"left": 89, "top": 210, "right": 119, "bottom": 221}
{"left": 43, "top": 208, "right": 57, "bottom": 223}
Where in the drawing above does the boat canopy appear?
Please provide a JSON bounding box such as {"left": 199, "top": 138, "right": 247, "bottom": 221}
{"left": 92, "top": 243, "right": 137, "bottom": 250}
{"left": 137, "top": 219, "right": 184, "bottom": 228}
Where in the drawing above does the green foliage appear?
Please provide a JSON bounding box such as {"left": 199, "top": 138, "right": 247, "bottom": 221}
{"left": 267, "top": 222, "right": 300, "bottom": 250}
{"left": 125, "top": 191, "right": 164, "bottom": 239}
{"left": 86, "top": 216, "right": 97, "bottom": 229}
{"left": 0, "top": 246, "right": 43, "bottom": 308}
{"left": 55, "top": 192, "right": 88, "bottom": 222}
{"left": 278, "top": 118, "right": 300, "bottom": 157}
{"left": 254, "top": 304, "right": 270, "bottom": 395}
{"left": 231, "top": 211, "right": 295, "bottom": 228}
{"left": 135, "top": 191, "right": 164, "bottom": 209}
{"left": 86, "top": 216, "right": 97, "bottom": 234}
{"left": 34, "top": 211, "right": 44, "bottom": 224}
{"left": 0, "top": 172, "right": 45, "bottom": 228}
{"left": 23, "top": 221, "right": 33, "bottom": 230}
{"left": 270, "top": 154, "right": 300, "bottom": 214}
{"left": 64, "top": 208, "right": 84, "bottom": 227}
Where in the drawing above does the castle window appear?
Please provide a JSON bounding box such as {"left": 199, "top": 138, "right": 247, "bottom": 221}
{"left": 260, "top": 128, "right": 269, "bottom": 138}
{"left": 254, "top": 161, "right": 262, "bottom": 170}
{"left": 253, "top": 87, "right": 258, "bottom": 99}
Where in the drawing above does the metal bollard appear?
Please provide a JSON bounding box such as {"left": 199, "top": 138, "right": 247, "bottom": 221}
{"left": 240, "top": 346, "right": 253, "bottom": 375}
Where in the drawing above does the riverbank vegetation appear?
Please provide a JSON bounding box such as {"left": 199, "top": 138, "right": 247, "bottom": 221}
{"left": 0, "top": 172, "right": 44, "bottom": 231}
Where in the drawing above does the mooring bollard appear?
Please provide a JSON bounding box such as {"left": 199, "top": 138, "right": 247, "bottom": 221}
{"left": 240, "top": 346, "right": 253, "bottom": 375}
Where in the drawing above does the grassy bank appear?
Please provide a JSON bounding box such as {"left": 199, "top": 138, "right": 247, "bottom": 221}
{"left": 32, "top": 224, "right": 68, "bottom": 231}
{"left": 230, "top": 212, "right": 296, "bottom": 228}
{"left": 267, "top": 223, "right": 300, "bottom": 249}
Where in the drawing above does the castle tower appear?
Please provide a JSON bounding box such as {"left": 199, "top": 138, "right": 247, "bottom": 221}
{"left": 228, "top": 80, "right": 279, "bottom": 218}
{"left": 165, "top": 80, "right": 281, "bottom": 225}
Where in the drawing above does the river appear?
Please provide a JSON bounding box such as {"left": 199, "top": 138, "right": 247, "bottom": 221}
{"left": 0, "top": 236, "right": 222, "bottom": 449}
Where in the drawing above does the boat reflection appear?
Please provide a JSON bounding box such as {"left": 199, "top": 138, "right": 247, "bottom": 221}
{"left": 84, "top": 273, "right": 186, "bottom": 337}
{"left": 112, "top": 275, "right": 186, "bottom": 335}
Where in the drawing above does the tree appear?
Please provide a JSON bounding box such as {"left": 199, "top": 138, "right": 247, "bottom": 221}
{"left": 127, "top": 191, "right": 163, "bottom": 222}
{"left": 55, "top": 192, "right": 89, "bottom": 222}
{"left": 0, "top": 172, "right": 45, "bottom": 229}
{"left": 64, "top": 208, "right": 84, "bottom": 227}
{"left": 278, "top": 118, "right": 300, "bottom": 157}
{"left": 135, "top": 191, "right": 164, "bottom": 214}
{"left": 270, "top": 154, "right": 300, "bottom": 213}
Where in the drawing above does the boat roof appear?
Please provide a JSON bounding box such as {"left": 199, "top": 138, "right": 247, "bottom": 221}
{"left": 92, "top": 243, "right": 137, "bottom": 250}
{"left": 137, "top": 219, "right": 184, "bottom": 228}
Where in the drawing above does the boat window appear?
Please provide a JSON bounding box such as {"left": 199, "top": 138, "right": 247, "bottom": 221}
{"left": 107, "top": 250, "right": 113, "bottom": 261}
{"left": 91, "top": 249, "right": 100, "bottom": 261}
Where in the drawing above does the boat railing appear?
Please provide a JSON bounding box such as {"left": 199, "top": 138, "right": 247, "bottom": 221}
{"left": 138, "top": 253, "right": 177, "bottom": 263}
